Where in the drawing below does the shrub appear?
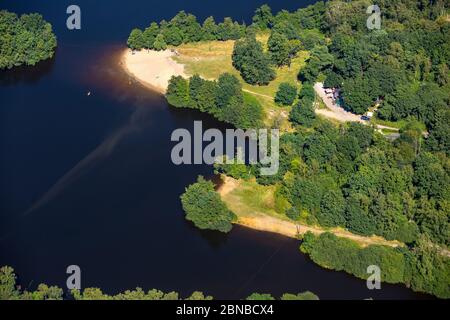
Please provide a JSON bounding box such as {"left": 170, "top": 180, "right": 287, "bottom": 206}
{"left": 180, "top": 176, "right": 236, "bottom": 233}
{"left": 275, "top": 83, "right": 297, "bottom": 106}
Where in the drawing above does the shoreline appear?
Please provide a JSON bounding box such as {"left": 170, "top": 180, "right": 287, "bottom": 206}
{"left": 218, "top": 176, "right": 402, "bottom": 248}
{"left": 121, "top": 48, "right": 186, "bottom": 94}
{"left": 121, "top": 47, "right": 404, "bottom": 249}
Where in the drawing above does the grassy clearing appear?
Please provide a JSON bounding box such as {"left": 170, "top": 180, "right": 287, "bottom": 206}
{"left": 380, "top": 128, "right": 401, "bottom": 135}
{"left": 370, "top": 117, "right": 407, "bottom": 130}
{"left": 171, "top": 34, "right": 308, "bottom": 130}
{"left": 220, "top": 177, "right": 287, "bottom": 221}
{"left": 172, "top": 39, "right": 240, "bottom": 80}
{"left": 370, "top": 116, "right": 426, "bottom": 131}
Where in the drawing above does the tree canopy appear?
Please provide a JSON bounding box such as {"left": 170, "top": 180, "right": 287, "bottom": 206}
{"left": 0, "top": 266, "right": 213, "bottom": 300}
{"left": 275, "top": 82, "right": 297, "bottom": 106}
{"left": 301, "top": 232, "right": 450, "bottom": 299}
{"left": 1, "top": 266, "right": 320, "bottom": 300}
{"left": 166, "top": 73, "right": 264, "bottom": 129}
{"left": 0, "top": 10, "right": 57, "bottom": 69}
{"left": 138, "top": 1, "right": 450, "bottom": 299}
{"left": 252, "top": 4, "right": 273, "bottom": 30}
{"left": 180, "top": 176, "right": 236, "bottom": 233}
{"left": 127, "top": 11, "right": 246, "bottom": 51}
{"left": 232, "top": 35, "right": 275, "bottom": 85}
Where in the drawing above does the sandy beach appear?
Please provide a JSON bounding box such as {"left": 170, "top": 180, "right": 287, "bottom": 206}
{"left": 121, "top": 49, "right": 186, "bottom": 94}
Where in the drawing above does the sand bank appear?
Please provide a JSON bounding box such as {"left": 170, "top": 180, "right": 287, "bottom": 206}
{"left": 121, "top": 49, "right": 186, "bottom": 94}
{"left": 218, "top": 176, "right": 402, "bottom": 248}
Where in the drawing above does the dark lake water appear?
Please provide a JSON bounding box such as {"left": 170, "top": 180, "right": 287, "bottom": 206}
{"left": 0, "top": 0, "right": 432, "bottom": 299}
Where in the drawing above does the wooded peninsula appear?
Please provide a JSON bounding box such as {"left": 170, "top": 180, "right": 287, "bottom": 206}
{"left": 125, "top": 0, "right": 449, "bottom": 299}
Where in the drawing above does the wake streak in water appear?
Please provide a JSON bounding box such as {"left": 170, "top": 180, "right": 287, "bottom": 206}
{"left": 0, "top": 105, "right": 151, "bottom": 242}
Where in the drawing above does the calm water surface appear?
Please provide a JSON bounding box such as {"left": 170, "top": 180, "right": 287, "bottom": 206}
{"left": 0, "top": 0, "right": 431, "bottom": 299}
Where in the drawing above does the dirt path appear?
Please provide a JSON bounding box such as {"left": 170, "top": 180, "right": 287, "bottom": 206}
{"left": 218, "top": 176, "right": 239, "bottom": 196}
{"left": 314, "top": 83, "right": 365, "bottom": 123}
{"left": 242, "top": 89, "right": 273, "bottom": 100}
{"left": 314, "top": 82, "right": 399, "bottom": 132}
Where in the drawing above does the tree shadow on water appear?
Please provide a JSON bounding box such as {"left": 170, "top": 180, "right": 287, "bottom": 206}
{"left": 184, "top": 219, "right": 230, "bottom": 250}
{"left": 0, "top": 54, "right": 56, "bottom": 87}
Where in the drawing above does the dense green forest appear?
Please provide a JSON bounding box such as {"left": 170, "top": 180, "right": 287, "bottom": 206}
{"left": 293, "top": 0, "right": 449, "bottom": 149}
{"left": 133, "top": 1, "right": 449, "bottom": 299}
{"left": 167, "top": 73, "right": 264, "bottom": 129}
{"left": 127, "top": 11, "right": 247, "bottom": 50}
{"left": 232, "top": 34, "right": 276, "bottom": 85}
{"left": 255, "top": 121, "right": 449, "bottom": 246}
{"left": 0, "top": 10, "right": 57, "bottom": 69}
{"left": 0, "top": 266, "right": 212, "bottom": 300}
{"left": 247, "top": 1, "right": 449, "bottom": 247}
{"left": 0, "top": 266, "right": 317, "bottom": 300}
{"left": 324, "top": 1, "right": 448, "bottom": 124}
{"left": 131, "top": 2, "right": 450, "bottom": 146}
{"left": 301, "top": 232, "right": 450, "bottom": 299}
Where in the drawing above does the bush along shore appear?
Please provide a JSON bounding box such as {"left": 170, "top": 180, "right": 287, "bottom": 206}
{"left": 0, "top": 266, "right": 318, "bottom": 300}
